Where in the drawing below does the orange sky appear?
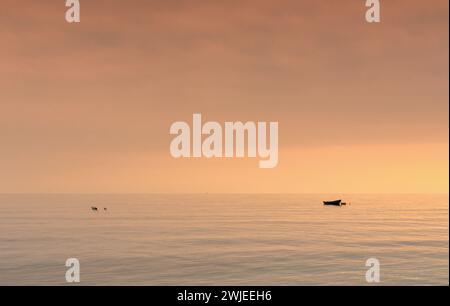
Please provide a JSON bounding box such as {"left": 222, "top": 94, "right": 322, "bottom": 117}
{"left": 0, "top": 0, "right": 448, "bottom": 193}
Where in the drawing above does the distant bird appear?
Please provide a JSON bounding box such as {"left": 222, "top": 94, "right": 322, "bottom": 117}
{"left": 91, "top": 206, "right": 98, "bottom": 211}
{"left": 103, "top": 207, "right": 107, "bottom": 211}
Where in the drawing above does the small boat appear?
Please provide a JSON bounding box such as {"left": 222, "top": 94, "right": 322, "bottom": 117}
{"left": 323, "top": 200, "right": 342, "bottom": 206}
{"left": 91, "top": 206, "right": 98, "bottom": 211}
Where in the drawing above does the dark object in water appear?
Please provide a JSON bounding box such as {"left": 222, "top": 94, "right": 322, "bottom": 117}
{"left": 91, "top": 206, "right": 98, "bottom": 211}
{"left": 103, "top": 208, "right": 107, "bottom": 211}
{"left": 323, "top": 200, "right": 342, "bottom": 206}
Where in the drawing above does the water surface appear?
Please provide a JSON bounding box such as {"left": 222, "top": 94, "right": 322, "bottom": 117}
{"left": 0, "top": 194, "right": 448, "bottom": 285}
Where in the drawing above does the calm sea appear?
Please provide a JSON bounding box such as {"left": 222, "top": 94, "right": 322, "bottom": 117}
{"left": 0, "top": 194, "right": 448, "bottom": 285}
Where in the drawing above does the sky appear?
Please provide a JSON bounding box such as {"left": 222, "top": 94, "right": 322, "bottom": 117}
{"left": 0, "top": 0, "right": 448, "bottom": 193}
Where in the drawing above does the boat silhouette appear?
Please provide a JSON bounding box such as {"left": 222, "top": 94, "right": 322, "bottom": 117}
{"left": 323, "top": 200, "right": 342, "bottom": 206}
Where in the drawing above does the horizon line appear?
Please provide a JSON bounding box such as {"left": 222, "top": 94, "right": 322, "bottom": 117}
{"left": 0, "top": 192, "right": 448, "bottom": 195}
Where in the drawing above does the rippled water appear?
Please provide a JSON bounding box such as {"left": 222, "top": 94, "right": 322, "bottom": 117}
{"left": 0, "top": 194, "right": 448, "bottom": 285}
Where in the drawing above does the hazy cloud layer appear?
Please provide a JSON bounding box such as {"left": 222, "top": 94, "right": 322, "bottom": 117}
{"left": 0, "top": 1, "right": 448, "bottom": 192}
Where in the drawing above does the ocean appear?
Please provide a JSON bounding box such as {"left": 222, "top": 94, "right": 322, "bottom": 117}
{"left": 0, "top": 194, "right": 448, "bottom": 285}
